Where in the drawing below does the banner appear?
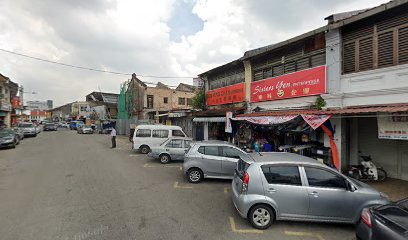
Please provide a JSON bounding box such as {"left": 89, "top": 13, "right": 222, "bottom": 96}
{"left": 207, "top": 83, "right": 245, "bottom": 106}
{"left": 233, "top": 115, "right": 297, "bottom": 125}
{"left": 225, "top": 112, "right": 233, "bottom": 133}
{"left": 378, "top": 113, "right": 408, "bottom": 140}
{"left": 251, "top": 65, "right": 326, "bottom": 103}
{"left": 301, "top": 114, "right": 331, "bottom": 130}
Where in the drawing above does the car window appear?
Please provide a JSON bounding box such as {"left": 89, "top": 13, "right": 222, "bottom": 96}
{"left": 304, "top": 167, "right": 347, "bottom": 189}
{"left": 172, "top": 130, "right": 185, "bottom": 137}
{"left": 136, "top": 129, "right": 151, "bottom": 137}
{"left": 165, "top": 139, "right": 183, "bottom": 148}
{"left": 262, "top": 166, "right": 302, "bottom": 186}
{"left": 184, "top": 140, "right": 191, "bottom": 148}
{"left": 152, "top": 130, "right": 169, "bottom": 138}
{"left": 197, "top": 146, "right": 220, "bottom": 156}
{"left": 222, "top": 147, "right": 243, "bottom": 159}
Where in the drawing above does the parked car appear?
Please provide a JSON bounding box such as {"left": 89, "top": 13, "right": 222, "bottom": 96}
{"left": 133, "top": 125, "right": 187, "bottom": 154}
{"left": 356, "top": 198, "right": 408, "bottom": 240}
{"left": 0, "top": 129, "right": 18, "bottom": 148}
{"left": 34, "top": 123, "right": 41, "bottom": 134}
{"left": 57, "top": 122, "right": 69, "bottom": 128}
{"left": 17, "top": 122, "right": 37, "bottom": 137}
{"left": 44, "top": 123, "right": 58, "bottom": 131}
{"left": 183, "top": 141, "right": 247, "bottom": 183}
{"left": 2, "top": 129, "right": 22, "bottom": 145}
{"left": 231, "top": 152, "right": 390, "bottom": 230}
{"left": 12, "top": 127, "right": 24, "bottom": 140}
{"left": 148, "top": 137, "right": 193, "bottom": 164}
{"left": 69, "top": 121, "right": 83, "bottom": 130}
{"left": 77, "top": 125, "right": 93, "bottom": 134}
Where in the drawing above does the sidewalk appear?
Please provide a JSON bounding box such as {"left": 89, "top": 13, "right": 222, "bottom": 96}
{"left": 369, "top": 178, "right": 408, "bottom": 201}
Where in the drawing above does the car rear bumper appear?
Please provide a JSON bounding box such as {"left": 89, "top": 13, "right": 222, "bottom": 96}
{"left": 232, "top": 183, "right": 249, "bottom": 219}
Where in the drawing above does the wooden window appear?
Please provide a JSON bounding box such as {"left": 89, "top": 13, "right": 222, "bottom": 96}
{"left": 358, "top": 37, "right": 374, "bottom": 70}
{"left": 343, "top": 42, "right": 356, "bottom": 73}
{"left": 398, "top": 26, "right": 408, "bottom": 64}
{"left": 378, "top": 31, "right": 394, "bottom": 67}
{"left": 187, "top": 98, "right": 192, "bottom": 106}
{"left": 178, "top": 97, "right": 185, "bottom": 105}
{"left": 163, "top": 97, "right": 168, "bottom": 104}
{"left": 147, "top": 95, "right": 154, "bottom": 109}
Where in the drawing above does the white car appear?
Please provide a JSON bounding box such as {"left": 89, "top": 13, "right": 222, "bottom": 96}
{"left": 148, "top": 137, "right": 193, "bottom": 164}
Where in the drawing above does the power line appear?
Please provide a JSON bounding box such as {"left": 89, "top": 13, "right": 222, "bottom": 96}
{"left": 0, "top": 48, "right": 196, "bottom": 79}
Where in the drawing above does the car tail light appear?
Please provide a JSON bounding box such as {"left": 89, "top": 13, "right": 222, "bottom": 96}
{"left": 361, "top": 208, "right": 372, "bottom": 228}
{"left": 242, "top": 172, "right": 249, "bottom": 193}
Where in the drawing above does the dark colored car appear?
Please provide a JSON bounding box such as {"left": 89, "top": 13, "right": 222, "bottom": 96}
{"left": 44, "top": 123, "right": 57, "bottom": 131}
{"left": 0, "top": 129, "right": 18, "bottom": 149}
{"left": 356, "top": 198, "right": 408, "bottom": 240}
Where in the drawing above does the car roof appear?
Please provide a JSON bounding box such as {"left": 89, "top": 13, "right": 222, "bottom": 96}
{"left": 241, "top": 152, "right": 322, "bottom": 165}
{"left": 167, "top": 137, "right": 193, "bottom": 140}
{"left": 136, "top": 125, "right": 183, "bottom": 130}
{"left": 193, "top": 140, "right": 235, "bottom": 146}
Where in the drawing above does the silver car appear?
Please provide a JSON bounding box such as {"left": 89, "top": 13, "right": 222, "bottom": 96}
{"left": 77, "top": 125, "right": 93, "bottom": 134}
{"left": 148, "top": 137, "right": 193, "bottom": 164}
{"left": 232, "top": 152, "right": 390, "bottom": 230}
{"left": 183, "top": 141, "right": 247, "bottom": 183}
{"left": 17, "top": 123, "right": 37, "bottom": 137}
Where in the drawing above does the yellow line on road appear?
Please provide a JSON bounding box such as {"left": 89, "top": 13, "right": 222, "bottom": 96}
{"left": 224, "top": 187, "right": 230, "bottom": 194}
{"left": 229, "top": 217, "right": 263, "bottom": 234}
{"left": 284, "top": 230, "right": 325, "bottom": 240}
{"left": 173, "top": 181, "right": 193, "bottom": 189}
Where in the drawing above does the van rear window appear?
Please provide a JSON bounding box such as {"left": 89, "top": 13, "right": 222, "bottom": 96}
{"left": 172, "top": 130, "right": 185, "bottom": 137}
{"left": 152, "top": 130, "right": 168, "bottom": 138}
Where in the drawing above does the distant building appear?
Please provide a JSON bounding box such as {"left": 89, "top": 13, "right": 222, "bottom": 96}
{"left": 193, "top": 77, "right": 204, "bottom": 88}
{"left": 26, "top": 100, "right": 53, "bottom": 110}
{"left": 85, "top": 91, "right": 119, "bottom": 119}
{"left": 0, "top": 73, "right": 12, "bottom": 127}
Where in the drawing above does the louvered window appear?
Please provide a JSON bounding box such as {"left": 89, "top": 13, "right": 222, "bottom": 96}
{"left": 342, "top": 6, "right": 408, "bottom": 74}
{"left": 399, "top": 26, "right": 408, "bottom": 64}
{"left": 358, "top": 37, "right": 373, "bottom": 70}
{"left": 378, "top": 31, "right": 394, "bottom": 67}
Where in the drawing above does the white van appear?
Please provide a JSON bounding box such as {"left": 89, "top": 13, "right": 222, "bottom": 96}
{"left": 133, "top": 125, "right": 187, "bottom": 154}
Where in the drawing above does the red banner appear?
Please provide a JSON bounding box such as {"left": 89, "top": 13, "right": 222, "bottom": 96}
{"left": 207, "top": 83, "right": 245, "bottom": 106}
{"left": 11, "top": 96, "right": 20, "bottom": 108}
{"left": 251, "top": 66, "right": 326, "bottom": 103}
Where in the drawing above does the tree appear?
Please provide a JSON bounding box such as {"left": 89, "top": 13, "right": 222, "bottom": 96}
{"left": 192, "top": 90, "right": 205, "bottom": 110}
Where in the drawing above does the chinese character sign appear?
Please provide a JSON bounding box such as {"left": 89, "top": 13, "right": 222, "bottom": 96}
{"left": 251, "top": 66, "right": 326, "bottom": 103}
{"left": 207, "top": 83, "right": 245, "bottom": 106}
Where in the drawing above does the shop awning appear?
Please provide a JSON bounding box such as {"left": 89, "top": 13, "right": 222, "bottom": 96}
{"left": 232, "top": 116, "right": 298, "bottom": 125}
{"left": 193, "top": 117, "right": 226, "bottom": 122}
{"left": 237, "top": 104, "right": 408, "bottom": 117}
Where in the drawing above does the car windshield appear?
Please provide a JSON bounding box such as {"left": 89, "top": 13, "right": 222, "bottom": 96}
{"left": 20, "top": 124, "right": 33, "bottom": 128}
{"left": 397, "top": 199, "right": 408, "bottom": 211}
{"left": 0, "top": 131, "right": 13, "bottom": 137}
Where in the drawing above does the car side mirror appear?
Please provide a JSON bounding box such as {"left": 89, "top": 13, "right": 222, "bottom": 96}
{"left": 347, "top": 181, "right": 356, "bottom": 192}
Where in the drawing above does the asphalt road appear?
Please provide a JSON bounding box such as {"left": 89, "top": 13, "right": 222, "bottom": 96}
{"left": 0, "top": 129, "right": 356, "bottom": 240}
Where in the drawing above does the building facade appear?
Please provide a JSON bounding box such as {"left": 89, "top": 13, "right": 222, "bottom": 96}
{"left": 26, "top": 100, "right": 53, "bottom": 111}
{"left": 0, "top": 74, "right": 12, "bottom": 127}
{"left": 86, "top": 91, "right": 119, "bottom": 119}
{"left": 197, "top": 0, "right": 408, "bottom": 180}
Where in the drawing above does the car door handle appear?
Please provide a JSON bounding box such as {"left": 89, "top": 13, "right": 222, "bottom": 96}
{"left": 267, "top": 188, "right": 276, "bottom": 193}
{"left": 309, "top": 191, "right": 319, "bottom": 197}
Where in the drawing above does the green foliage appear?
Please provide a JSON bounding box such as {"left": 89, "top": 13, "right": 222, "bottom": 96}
{"left": 314, "top": 96, "right": 326, "bottom": 110}
{"left": 192, "top": 90, "right": 205, "bottom": 110}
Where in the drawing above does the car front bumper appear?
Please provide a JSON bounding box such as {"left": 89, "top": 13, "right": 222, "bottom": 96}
{"left": 0, "top": 140, "right": 15, "bottom": 148}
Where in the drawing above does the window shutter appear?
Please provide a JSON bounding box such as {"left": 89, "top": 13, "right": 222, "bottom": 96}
{"left": 253, "top": 70, "right": 263, "bottom": 81}
{"left": 399, "top": 26, "right": 408, "bottom": 64}
{"left": 378, "top": 31, "right": 394, "bottom": 67}
{"left": 358, "top": 37, "right": 373, "bottom": 70}
{"left": 343, "top": 42, "right": 356, "bottom": 73}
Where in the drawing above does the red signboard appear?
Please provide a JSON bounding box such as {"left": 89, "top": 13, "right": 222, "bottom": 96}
{"left": 207, "top": 83, "right": 245, "bottom": 106}
{"left": 11, "top": 96, "right": 20, "bottom": 108}
{"left": 251, "top": 65, "right": 326, "bottom": 103}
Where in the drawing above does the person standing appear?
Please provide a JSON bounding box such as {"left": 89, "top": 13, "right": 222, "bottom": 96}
{"left": 110, "top": 127, "right": 117, "bottom": 148}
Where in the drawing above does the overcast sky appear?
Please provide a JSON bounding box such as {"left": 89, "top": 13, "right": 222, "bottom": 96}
{"left": 0, "top": 0, "right": 389, "bottom": 106}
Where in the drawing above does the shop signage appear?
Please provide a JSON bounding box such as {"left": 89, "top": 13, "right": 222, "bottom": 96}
{"left": 207, "top": 83, "right": 245, "bottom": 106}
{"left": 251, "top": 65, "right": 326, "bottom": 103}
{"left": 225, "top": 112, "right": 233, "bottom": 133}
{"left": 11, "top": 97, "right": 20, "bottom": 108}
{"left": 378, "top": 113, "right": 408, "bottom": 140}
{"left": 0, "top": 101, "right": 12, "bottom": 111}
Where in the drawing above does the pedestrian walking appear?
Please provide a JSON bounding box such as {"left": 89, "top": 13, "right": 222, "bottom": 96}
{"left": 110, "top": 127, "right": 117, "bottom": 148}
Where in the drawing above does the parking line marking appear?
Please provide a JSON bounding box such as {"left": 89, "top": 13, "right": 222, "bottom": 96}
{"left": 284, "top": 230, "right": 325, "bottom": 240}
{"left": 224, "top": 187, "right": 230, "bottom": 194}
{"left": 173, "top": 181, "right": 193, "bottom": 189}
{"left": 143, "top": 163, "right": 154, "bottom": 168}
{"left": 229, "top": 217, "right": 263, "bottom": 234}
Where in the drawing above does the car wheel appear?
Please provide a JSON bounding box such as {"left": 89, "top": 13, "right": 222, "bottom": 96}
{"left": 140, "top": 145, "right": 150, "bottom": 154}
{"left": 159, "top": 154, "right": 171, "bottom": 164}
{"left": 187, "top": 168, "right": 203, "bottom": 183}
{"left": 377, "top": 169, "right": 387, "bottom": 182}
{"left": 248, "top": 204, "right": 274, "bottom": 230}
{"left": 34, "top": 134, "right": 37, "bottom": 137}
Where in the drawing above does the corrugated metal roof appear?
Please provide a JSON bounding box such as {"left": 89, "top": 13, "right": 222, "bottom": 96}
{"left": 237, "top": 104, "right": 408, "bottom": 117}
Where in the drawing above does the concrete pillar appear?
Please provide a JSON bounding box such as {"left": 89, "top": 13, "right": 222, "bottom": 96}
{"left": 324, "top": 117, "right": 347, "bottom": 172}
{"left": 204, "top": 122, "right": 209, "bottom": 140}
{"left": 243, "top": 60, "right": 253, "bottom": 112}
{"left": 349, "top": 118, "right": 359, "bottom": 165}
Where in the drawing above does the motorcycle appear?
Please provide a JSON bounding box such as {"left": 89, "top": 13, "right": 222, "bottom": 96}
{"left": 348, "top": 152, "right": 387, "bottom": 182}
